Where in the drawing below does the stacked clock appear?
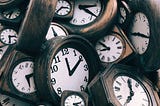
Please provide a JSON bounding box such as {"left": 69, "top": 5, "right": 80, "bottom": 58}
{"left": 0, "top": 0, "right": 160, "bottom": 106}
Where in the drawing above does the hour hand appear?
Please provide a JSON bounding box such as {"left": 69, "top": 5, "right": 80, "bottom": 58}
{"left": 73, "top": 101, "right": 82, "bottom": 106}
{"left": 131, "top": 32, "right": 149, "bottom": 38}
{"left": 98, "top": 41, "right": 110, "bottom": 51}
{"left": 25, "top": 73, "right": 33, "bottom": 87}
{"left": 78, "top": 5, "right": 97, "bottom": 17}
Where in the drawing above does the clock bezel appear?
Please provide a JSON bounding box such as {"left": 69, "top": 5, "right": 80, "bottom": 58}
{"left": 0, "top": 0, "right": 23, "bottom": 9}
{"left": 57, "top": 0, "right": 118, "bottom": 41}
{"left": 34, "top": 35, "right": 102, "bottom": 104}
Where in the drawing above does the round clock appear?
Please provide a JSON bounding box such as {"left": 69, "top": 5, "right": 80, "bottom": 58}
{"left": 95, "top": 25, "right": 136, "bottom": 67}
{"left": 127, "top": 0, "right": 160, "bottom": 71}
{"left": 34, "top": 35, "right": 101, "bottom": 104}
{"left": 0, "top": 0, "right": 23, "bottom": 9}
{"left": 46, "top": 22, "right": 68, "bottom": 40}
{"left": 0, "top": 28, "right": 18, "bottom": 45}
{"left": 55, "top": 0, "right": 72, "bottom": 16}
{"left": 9, "top": 58, "right": 36, "bottom": 94}
{"left": 0, "top": 92, "right": 34, "bottom": 106}
{"left": 61, "top": 90, "right": 88, "bottom": 106}
{"left": 96, "top": 34, "right": 125, "bottom": 63}
{"left": 0, "top": 50, "right": 39, "bottom": 104}
{"left": 88, "top": 64, "right": 160, "bottom": 106}
{"left": 58, "top": 0, "right": 117, "bottom": 40}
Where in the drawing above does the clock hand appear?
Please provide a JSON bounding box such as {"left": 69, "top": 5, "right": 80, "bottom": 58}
{"left": 79, "top": 4, "right": 97, "bottom": 8}
{"left": 124, "top": 79, "right": 134, "bottom": 105}
{"left": 8, "top": 35, "right": 17, "bottom": 43}
{"left": 78, "top": 5, "right": 97, "bottom": 17}
{"left": 51, "top": 27, "right": 58, "bottom": 37}
{"left": 25, "top": 73, "right": 34, "bottom": 87}
{"left": 56, "top": 6, "right": 70, "bottom": 13}
{"left": 65, "top": 57, "right": 83, "bottom": 76}
{"left": 98, "top": 41, "right": 110, "bottom": 51}
{"left": 73, "top": 101, "right": 82, "bottom": 106}
{"left": 131, "top": 32, "right": 149, "bottom": 39}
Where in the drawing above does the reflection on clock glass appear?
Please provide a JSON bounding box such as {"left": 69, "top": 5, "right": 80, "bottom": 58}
{"left": 70, "top": 0, "right": 101, "bottom": 25}
{"left": 130, "top": 12, "right": 150, "bottom": 54}
{"left": 50, "top": 48, "right": 89, "bottom": 97}
{"left": 113, "top": 75, "right": 150, "bottom": 106}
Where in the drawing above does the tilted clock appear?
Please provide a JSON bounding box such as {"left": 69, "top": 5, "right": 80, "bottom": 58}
{"left": 88, "top": 64, "right": 160, "bottom": 106}
{"left": 127, "top": 0, "right": 160, "bottom": 71}
{"left": 0, "top": 50, "right": 38, "bottom": 104}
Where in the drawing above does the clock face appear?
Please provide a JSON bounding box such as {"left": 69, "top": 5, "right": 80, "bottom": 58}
{"left": 55, "top": 0, "right": 71, "bottom": 16}
{"left": 69, "top": 0, "right": 101, "bottom": 25}
{"left": 64, "top": 94, "right": 85, "bottom": 106}
{"left": 11, "top": 60, "right": 36, "bottom": 94}
{"left": 96, "top": 35, "right": 124, "bottom": 63}
{"left": 46, "top": 23, "right": 68, "bottom": 40}
{"left": 0, "top": 28, "right": 18, "bottom": 45}
{"left": 50, "top": 47, "right": 89, "bottom": 97}
{"left": 0, "top": 93, "right": 33, "bottom": 106}
{"left": 129, "top": 12, "right": 150, "bottom": 54}
{"left": 2, "top": 8, "right": 21, "bottom": 20}
{"left": 0, "top": 45, "right": 8, "bottom": 60}
{"left": 113, "top": 75, "right": 150, "bottom": 106}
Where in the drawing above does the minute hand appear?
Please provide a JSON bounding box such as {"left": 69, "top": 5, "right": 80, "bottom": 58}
{"left": 65, "top": 57, "right": 83, "bottom": 76}
{"left": 78, "top": 5, "right": 97, "bottom": 17}
{"left": 131, "top": 32, "right": 149, "bottom": 39}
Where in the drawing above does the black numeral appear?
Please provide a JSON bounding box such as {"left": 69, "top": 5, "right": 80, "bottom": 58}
{"left": 80, "top": 85, "right": 85, "bottom": 91}
{"left": 57, "top": 87, "right": 62, "bottom": 95}
{"left": 84, "top": 64, "right": 88, "bottom": 71}
{"left": 51, "top": 78, "right": 56, "bottom": 85}
{"left": 54, "top": 56, "right": 61, "bottom": 63}
{"left": 62, "top": 48, "right": 69, "bottom": 56}
{"left": 84, "top": 76, "right": 88, "bottom": 82}
{"left": 73, "top": 49, "right": 77, "bottom": 56}
{"left": 51, "top": 65, "right": 58, "bottom": 73}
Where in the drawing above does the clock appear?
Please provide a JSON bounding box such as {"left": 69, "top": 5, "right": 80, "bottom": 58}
{"left": 0, "top": 50, "right": 39, "bottom": 104}
{"left": 46, "top": 22, "right": 68, "bottom": 40}
{"left": 0, "top": 0, "right": 23, "bottom": 9}
{"left": 0, "top": 1, "right": 28, "bottom": 26}
{"left": 16, "top": 0, "right": 58, "bottom": 56}
{"left": 54, "top": 0, "right": 74, "bottom": 20}
{"left": 127, "top": 0, "right": 160, "bottom": 71}
{"left": 0, "top": 92, "right": 34, "bottom": 106}
{"left": 34, "top": 35, "right": 101, "bottom": 105}
{"left": 58, "top": 0, "right": 117, "bottom": 40}
{"left": 0, "top": 28, "right": 18, "bottom": 45}
{"left": 88, "top": 64, "right": 160, "bottom": 106}
{"left": 95, "top": 25, "right": 136, "bottom": 68}
{"left": 61, "top": 90, "right": 88, "bottom": 106}
{"left": 117, "top": 0, "right": 131, "bottom": 32}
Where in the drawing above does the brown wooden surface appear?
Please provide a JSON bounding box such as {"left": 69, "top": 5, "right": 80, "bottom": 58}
{"left": 16, "top": 0, "right": 57, "bottom": 56}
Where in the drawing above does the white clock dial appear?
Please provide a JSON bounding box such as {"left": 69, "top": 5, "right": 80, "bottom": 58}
{"left": 0, "top": 93, "right": 33, "bottom": 106}
{"left": 69, "top": 0, "right": 101, "bottom": 25}
{"left": 96, "top": 35, "right": 124, "bottom": 63}
{"left": 55, "top": 0, "right": 71, "bottom": 16}
{"left": 0, "top": 45, "right": 8, "bottom": 60}
{"left": 11, "top": 60, "right": 36, "bottom": 94}
{"left": 129, "top": 12, "right": 150, "bottom": 54}
{"left": 64, "top": 94, "right": 85, "bottom": 106}
{"left": 3, "top": 8, "right": 21, "bottom": 20}
{"left": 46, "top": 23, "right": 68, "bottom": 40}
{"left": 113, "top": 75, "right": 150, "bottom": 106}
{"left": 0, "top": 29, "right": 18, "bottom": 45}
{"left": 50, "top": 48, "right": 89, "bottom": 97}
